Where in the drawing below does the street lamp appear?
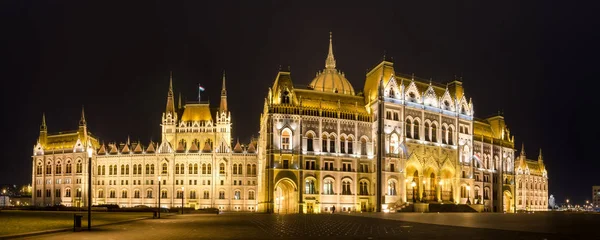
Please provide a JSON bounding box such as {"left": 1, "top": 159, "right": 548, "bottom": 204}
{"left": 2, "top": 189, "right": 6, "bottom": 207}
{"left": 411, "top": 181, "right": 416, "bottom": 203}
{"left": 181, "top": 187, "right": 184, "bottom": 215}
{"left": 158, "top": 176, "right": 161, "bottom": 219}
{"left": 466, "top": 185, "right": 471, "bottom": 205}
{"left": 87, "top": 147, "right": 93, "bottom": 231}
{"left": 566, "top": 199, "right": 569, "bottom": 210}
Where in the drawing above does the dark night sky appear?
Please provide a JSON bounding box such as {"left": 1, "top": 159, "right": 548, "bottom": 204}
{"left": 1, "top": 1, "right": 597, "bottom": 205}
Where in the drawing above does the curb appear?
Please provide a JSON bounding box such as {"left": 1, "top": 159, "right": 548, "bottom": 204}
{"left": 0, "top": 214, "right": 169, "bottom": 239}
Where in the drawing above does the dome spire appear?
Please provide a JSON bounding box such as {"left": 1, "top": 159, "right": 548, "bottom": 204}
{"left": 325, "top": 32, "right": 336, "bottom": 69}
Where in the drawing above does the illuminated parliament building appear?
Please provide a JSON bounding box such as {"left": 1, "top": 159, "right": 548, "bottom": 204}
{"left": 31, "top": 34, "right": 548, "bottom": 213}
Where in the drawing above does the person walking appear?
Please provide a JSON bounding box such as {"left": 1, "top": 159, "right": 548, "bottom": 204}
{"left": 332, "top": 205, "right": 336, "bottom": 214}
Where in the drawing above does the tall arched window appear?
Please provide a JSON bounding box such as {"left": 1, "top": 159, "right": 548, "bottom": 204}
{"left": 405, "top": 119, "right": 412, "bottom": 138}
{"left": 251, "top": 164, "right": 256, "bottom": 176}
{"left": 194, "top": 164, "right": 198, "bottom": 174}
{"left": 448, "top": 127, "right": 454, "bottom": 145}
{"left": 238, "top": 164, "right": 242, "bottom": 175}
{"left": 122, "top": 190, "right": 128, "bottom": 198}
{"left": 175, "top": 164, "right": 180, "bottom": 174}
{"left": 329, "top": 135, "right": 336, "bottom": 153}
{"left": 246, "top": 164, "right": 251, "bottom": 175}
{"left": 361, "top": 138, "right": 367, "bottom": 155}
{"left": 76, "top": 160, "right": 82, "bottom": 173}
{"left": 347, "top": 136, "right": 353, "bottom": 154}
{"left": 323, "top": 179, "right": 334, "bottom": 195}
{"left": 219, "top": 163, "right": 225, "bottom": 174}
{"left": 359, "top": 182, "right": 369, "bottom": 195}
{"left": 189, "top": 164, "right": 193, "bottom": 174}
{"left": 248, "top": 191, "right": 255, "bottom": 200}
{"left": 432, "top": 123, "right": 437, "bottom": 142}
{"left": 281, "top": 128, "right": 292, "bottom": 150}
{"left": 202, "top": 164, "right": 207, "bottom": 174}
{"left": 207, "top": 164, "right": 212, "bottom": 174}
{"left": 342, "top": 181, "right": 352, "bottom": 195}
{"left": 233, "top": 164, "right": 238, "bottom": 174}
{"left": 305, "top": 179, "right": 315, "bottom": 194}
{"left": 322, "top": 134, "right": 328, "bottom": 152}
{"left": 281, "top": 90, "right": 290, "bottom": 104}
{"left": 162, "top": 163, "right": 168, "bottom": 174}
{"left": 340, "top": 136, "right": 346, "bottom": 153}
{"left": 424, "top": 122, "right": 430, "bottom": 141}
{"left": 306, "top": 133, "right": 314, "bottom": 152}
{"left": 150, "top": 164, "right": 154, "bottom": 174}
{"left": 102, "top": 165, "right": 106, "bottom": 175}
{"left": 442, "top": 126, "right": 447, "bottom": 144}
{"left": 413, "top": 121, "right": 420, "bottom": 139}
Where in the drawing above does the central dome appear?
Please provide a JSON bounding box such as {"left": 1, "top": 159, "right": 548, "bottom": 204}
{"left": 309, "top": 69, "right": 355, "bottom": 95}
{"left": 308, "top": 33, "right": 355, "bottom": 95}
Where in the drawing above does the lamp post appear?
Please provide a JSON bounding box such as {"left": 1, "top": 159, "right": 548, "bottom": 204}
{"left": 158, "top": 176, "right": 161, "bottom": 219}
{"left": 466, "top": 185, "right": 471, "bottom": 205}
{"left": 181, "top": 187, "right": 184, "bottom": 215}
{"left": 87, "top": 147, "right": 93, "bottom": 231}
{"left": 422, "top": 180, "right": 426, "bottom": 201}
{"left": 411, "top": 181, "right": 416, "bottom": 203}
{"left": 439, "top": 180, "right": 443, "bottom": 202}
{"left": 2, "top": 189, "right": 6, "bottom": 207}
{"left": 566, "top": 199, "right": 569, "bottom": 211}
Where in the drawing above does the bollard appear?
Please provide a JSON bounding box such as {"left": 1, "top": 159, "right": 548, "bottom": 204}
{"left": 73, "top": 214, "right": 82, "bottom": 232}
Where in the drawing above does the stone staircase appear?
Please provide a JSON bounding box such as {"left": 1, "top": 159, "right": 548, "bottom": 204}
{"left": 428, "top": 203, "right": 478, "bottom": 212}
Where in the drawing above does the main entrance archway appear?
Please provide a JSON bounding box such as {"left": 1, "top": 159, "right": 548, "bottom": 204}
{"left": 274, "top": 178, "right": 298, "bottom": 214}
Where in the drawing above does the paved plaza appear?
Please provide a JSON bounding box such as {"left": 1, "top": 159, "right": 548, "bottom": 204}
{"left": 12, "top": 212, "right": 599, "bottom": 240}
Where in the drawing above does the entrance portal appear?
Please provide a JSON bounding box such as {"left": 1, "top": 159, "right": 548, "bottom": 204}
{"left": 274, "top": 178, "right": 298, "bottom": 214}
{"left": 307, "top": 202, "right": 314, "bottom": 213}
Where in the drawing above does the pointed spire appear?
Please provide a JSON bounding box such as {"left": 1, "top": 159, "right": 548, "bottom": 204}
{"left": 325, "top": 32, "right": 336, "bottom": 69}
{"left": 127, "top": 135, "right": 130, "bottom": 145}
{"left": 520, "top": 142, "right": 526, "bottom": 157}
{"left": 221, "top": 71, "right": 227, "bottom": 95}
{"left": 79, "top": 106, "right": 86, "bottom": 126}
{"left": 220, "top": 70, "right": 228, "bottom": 113}
{"left": 165, "top": 71, "right": 176, "bottom": 115}
{"left": 538, "top": 148, "right": 543, "bottom": 161}
{"left": 178, "top": 92, "right": 182, "bottom": 109}
{"left": 40, "top": 113, "right": 47, "bottom": 131}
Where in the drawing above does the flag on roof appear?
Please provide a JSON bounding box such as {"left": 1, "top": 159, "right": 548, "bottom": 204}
{"left": 198, "top": 85, "right": 205, "bottom": 91}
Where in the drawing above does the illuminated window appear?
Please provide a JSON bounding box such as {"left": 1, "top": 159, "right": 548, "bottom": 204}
{"left": 281, "top": 128, "right": 292, "bottom": 150}
{"left": 323, "top": 179, "right": 334, "bottom": 195}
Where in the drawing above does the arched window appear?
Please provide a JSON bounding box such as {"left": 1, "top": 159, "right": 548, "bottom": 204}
{"left": 219, "top": 163, "right": 225, "bottom": 174}
{"left": 161, "top": 190, "right": 167, "bottom": 198}
{"left": 342, "top": 181, "right": 352, "bottom": 195}
{"left": 233, "top": 164, "right": 238, "bottom": 174}
{"left": 359, "top": 181, "right": 369, "bottom": 195}
{"left": 134, "top": 190, "right": 140, "bottom": 198}
{"left": 102, "top": 165, "right": 106, "bottom": 175}
{"left": 484, "top": 187, "right": 490, "bottom": 199}
{"left": 281, "top": 90, "right": 290, "bottom": 104}
{"left": 56, "top": 163, "right": 62, "bottom": 174}
{"left": 132, "top": 164, "right": 136, "bottom": 175}
{"left": 248, "top": 191, "right": 255, "bottom": 200}
{"left": 237, "top": 164, "right": 242, "bottom": 175}
{"left": 234, "top": 191, "right": 241, "bottom": 200}
{"left": 66, "top": 161, "right": 72, "bottom": 174}
{"left": 461, "top": 185, "right": 467, "bottom": 198}
{"left": 390, "top": 133, "right": 398, "bottom": 154}
{"left": 208, "top": 164, "right": 212, "bottom": 174}
{"left": 97, "top": 166, "right": 102, "bottom": 175}
{"left": 246, "top": 164, "right": 251, "bottom": 175}
{"left": 122, "top": 190, "right": 128, "bottom": 198}
{"left": 194, "top": 164, "right": 198, "bottom": 174}
{"left": 388, "top": 180, "right": 397, "bottom": 196}
{"left": 442, "top": 126, "right": 447, "bottom": 144}
{"left": 322, "top": 134, "right": 328, "bottom": 152}
{"left": 405, "top": 119, "right": 412, "bottom": 138}
{"left": 413, "top": 121, "right": 420, "bottom": 139}
{"left": 162, "top": 163, "right": 168, "bottom": 174}
{"left": 431, "top": 123, "right": 437, "bottom": 142}
{"left": 329, "top": 135, "right": 336, "bottom": 153}
{"left": 251, "top": 164, "right": 256, "bottom": 176}
{"left": 424, "top": 122, "right": 430, "bottom": 141}
{"left": 448, "top": 126, "right": 454, "bottom": 145}
{"left": 347, "top": 136, "right": 354, "bottom": 154}
{"left": 190, "top": 190, "right": 196, "bottom": 199}
{"left": 219, "top": 191, "right": 225, "bottom": 199}
{"left": 202, "top": 164, "right": 207, "bottom": 174}
{"left": 340, "top": 136, "right": 346, "bottom": 153}
{"left": 323, "top": 179, "right": 334, "bottom": 195}
{"left": 389, "top": 88, "right": 395, "bottom": 97}
{"left": 474, "top": 187, "right": 480, "bottom": 200}
{"left": 98, "top": 189, "right": 104, "bottom": 198}
{"left": 306, "top": 133, "right": 314, "bottom": 152}
{"left": 109, "top": 190, "right": 115, "bottom": 198}
{"left": 189, "top": 164, "right": 193, "bottom": 174}
{"left": 281, "top": 128, "right": 292, "bottom": 150}
{"left": 305, "top": 179, "right": 316, "bottom": 194}
{"left": 65, "top": 188, "right": 72, "bottom": 197}
{"left": 76, "top": 160, "right": 82, "bottom": 173}
{"left": 175, "top": 164, "right": 180, "bottom": 174}
{"left": 361, "top": 138, "right": 367, "bottom": 155}
{"left": 150, "top": 164, "right": 154, "bottom": 174}
{"left": 203, "top": 191, "right": 210, "bottom": 199}
{"left": 46, "top": 164, "right": 52, "bottom": 174}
